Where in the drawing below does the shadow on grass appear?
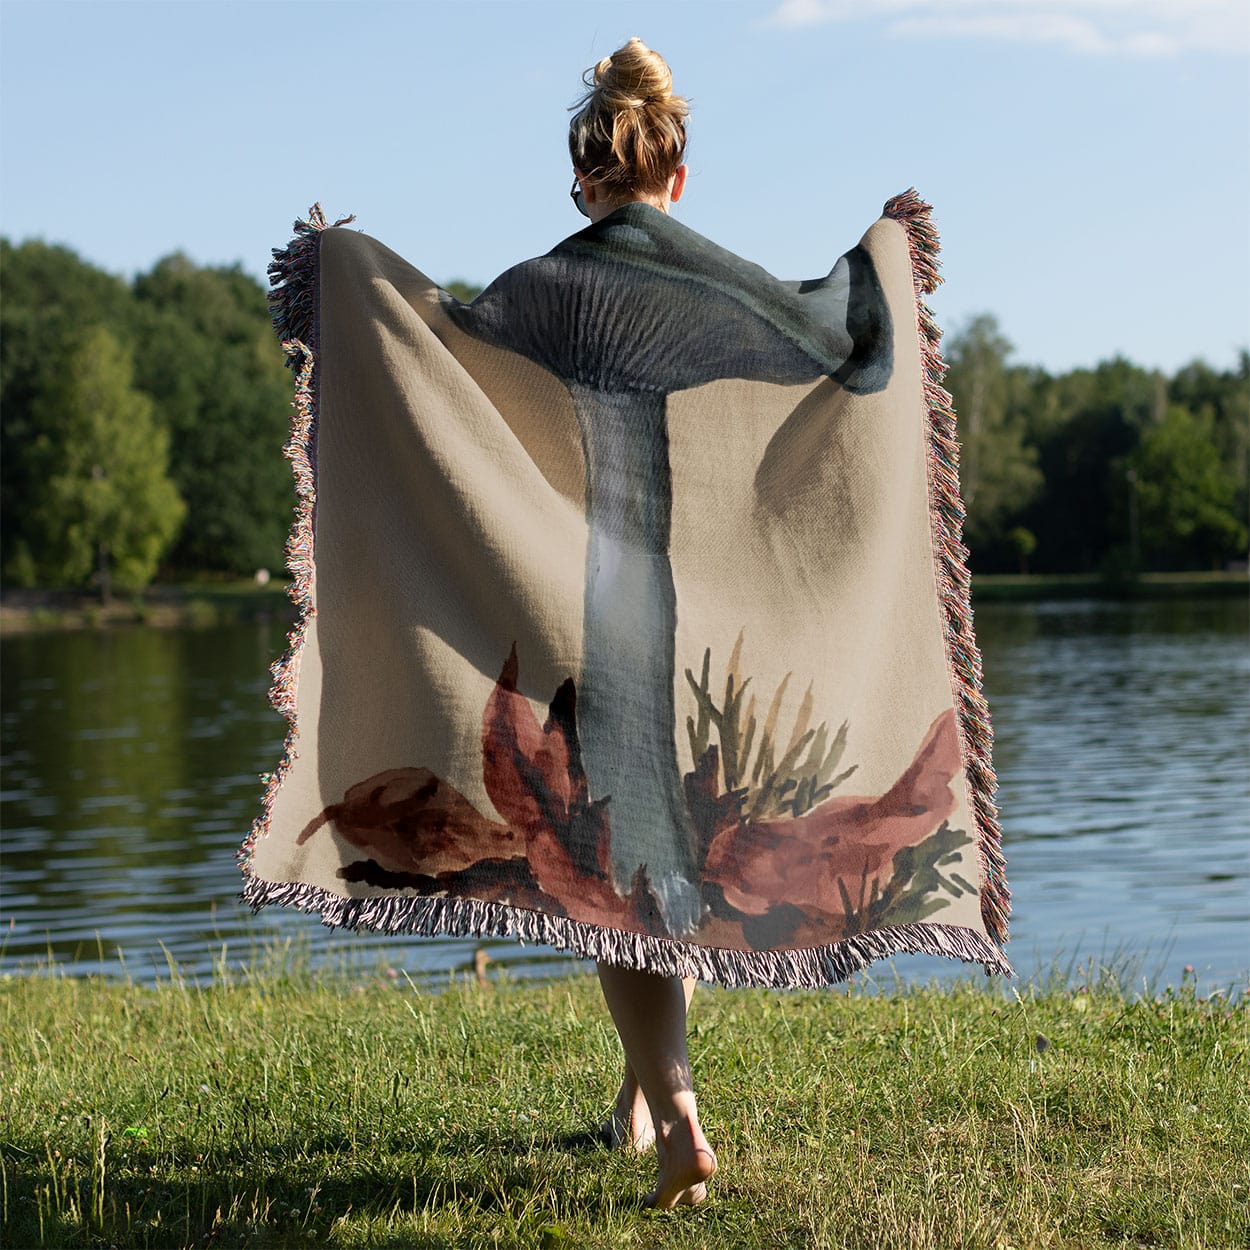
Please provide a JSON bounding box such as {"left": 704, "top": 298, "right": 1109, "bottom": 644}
{"left": 5, "top": 1125, "right": 638, "bottom": 1250}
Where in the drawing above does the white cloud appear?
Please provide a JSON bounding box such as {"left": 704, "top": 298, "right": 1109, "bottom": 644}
{"left": 765, "top": 0, "right": 1250, "bottom": 57}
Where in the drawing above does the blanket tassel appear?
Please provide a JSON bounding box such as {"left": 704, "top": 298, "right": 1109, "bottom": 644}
{"left": 237, "top": 204, "right": 352, "bottom": 876}
{"left": 884, "top": 188, "right": 1011, "bottom": 951}
{"left": 240, "top": 871, "right": 1015, "bottom": 989}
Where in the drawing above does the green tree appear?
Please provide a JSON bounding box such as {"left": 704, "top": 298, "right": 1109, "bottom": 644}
{"left": 1019, "top": 357, "right": 1162, "bottom": 573}
{"left": 943, "top": 315, "right": 1043, "bottom": 561}
{"left": 1, "top": 239, "right": 139, "bottom": 580}
{"left": 24, "top": 326, "right": 185, "bottom": 596}
{"left": 444, "top": 279, "right": 483, "bottom": 303}
{"left": 1128, "top": 405, "right": 1247, "bottom": 570}
{"left": 1006, "top": 526, "right": 1037, "bottom": 574}
{"left": 1169, "top": 353, "right": 1250, "bottom": 535}
{"left": 131, "top": 255, "right": 293, "bottom": 574}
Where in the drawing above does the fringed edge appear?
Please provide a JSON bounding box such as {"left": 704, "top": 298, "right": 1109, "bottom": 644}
{"left": 238, "top": 196, "right": 1012, "bottom": 989}
{"left": 264, "top": 203, "right": 356, "bottom": 358}
{"left": 883, "top": 188, "right": 1011, "bottom": 950}
{"left": 240, "top": 873, "right": 1015, "bottom": 989}
{"left": 236, "top": 205, "right": 353, "bottom": 878}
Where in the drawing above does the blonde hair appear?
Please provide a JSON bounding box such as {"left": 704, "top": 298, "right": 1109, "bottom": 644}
{"left": 568, "top": 37, "right": 689, "bottom": 198}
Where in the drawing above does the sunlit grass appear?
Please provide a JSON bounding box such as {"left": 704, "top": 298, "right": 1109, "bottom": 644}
{"left": 2, "top": 945, "right": 1246, "bottom": 1249}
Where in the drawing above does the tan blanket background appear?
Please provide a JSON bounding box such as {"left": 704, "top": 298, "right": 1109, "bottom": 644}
{"left": 238, "top": 191, "right": 1012, "bottom": 988}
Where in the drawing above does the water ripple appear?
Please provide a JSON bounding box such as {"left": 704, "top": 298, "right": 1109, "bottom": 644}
{"left": 2, "top": 599, "right": 1246, "bottom": 995}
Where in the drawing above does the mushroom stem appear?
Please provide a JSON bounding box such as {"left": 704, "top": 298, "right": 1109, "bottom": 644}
{"left": 570, "top": 385, "right": 701, "bottom": 935}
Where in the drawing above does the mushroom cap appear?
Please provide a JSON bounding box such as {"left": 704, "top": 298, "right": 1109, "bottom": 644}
{"left": 444, "top": 203, "right": 892, "bottom": 395}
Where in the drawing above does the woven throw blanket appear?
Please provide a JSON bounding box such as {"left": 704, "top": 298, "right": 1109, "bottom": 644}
{"left": 237, "top": 191, "right": 1012, "bottom": 988}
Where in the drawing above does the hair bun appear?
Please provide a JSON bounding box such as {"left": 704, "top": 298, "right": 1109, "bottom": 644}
{"left": 594, "top": 36, "right": 673, "bottom": 109}
{"left": 569, "top": 38, "right": 689, "bottom": 197}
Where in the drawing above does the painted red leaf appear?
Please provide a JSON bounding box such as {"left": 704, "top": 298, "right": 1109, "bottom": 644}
{"left": 480, "top": 642, "right": 641, "bottom": 927}
{"left": 481, "top": 642, "right": 570, "bottom": 837}
{"left": 703, "top": 708, "right": 961, "bottom": 917}
{"left": 296, "top": 766, "right": 519, "bottom": 876}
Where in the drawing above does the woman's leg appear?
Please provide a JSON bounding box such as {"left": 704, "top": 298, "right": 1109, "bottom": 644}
{"left": 602, "top": 976, "right": 696, "bottom": 1151}
{"left": 595, "top": 963, "right": 717, "bottom": 1208}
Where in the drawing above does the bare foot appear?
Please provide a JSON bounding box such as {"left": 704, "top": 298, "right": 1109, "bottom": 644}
{"left": 600, "top": 1079, "right": 655, "bottom": 1151}
{"left": 643, "top": 1117, "right": 717, "bottom": 1209}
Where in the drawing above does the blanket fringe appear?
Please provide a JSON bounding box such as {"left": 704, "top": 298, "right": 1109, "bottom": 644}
{"left": 883, "top": 188, "right": 1011, "bottom": 949}
{"left": 265, "top": 203, "right": 356, "bottom": 357}
{"left": 240, "top": 872, "right": 1014, "bottom": 989}
{"left": 236, "top": 205, "right": 352, "bottom": 876}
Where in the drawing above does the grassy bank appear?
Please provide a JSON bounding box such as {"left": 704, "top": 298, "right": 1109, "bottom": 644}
{"left": 0, "top": 582, "right": 293, "bottom": 634}
{"left": 968, "top": 570, "right": 1248, "bottom": 602}
{"left": 2, "top": 959, "right": 1245, "bottom": 1249}
{"left": 1, "top": 570, "right": 1245, "bottom": 634}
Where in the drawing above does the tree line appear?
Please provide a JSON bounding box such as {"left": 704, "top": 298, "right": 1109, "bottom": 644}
{"left": 945, "top": 315, "right": 1247, "bottom": 576}
{"left": 1, "top": 238, "right": 1246, "bottom": 595}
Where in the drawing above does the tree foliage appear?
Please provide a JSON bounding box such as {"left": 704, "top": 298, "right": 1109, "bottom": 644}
{"left": 17, "top": 326, "right": 184, "bottom": 594}
{"left": 1129, "top": 406, "right": 1247, "bottom": 568}
{"left": 943, "top": 315, "right": 1043, "bottom": 553}
{"left": 0, "top": 239, "right": 1245, "bottom": 586}
{"left": 0, "top": 239, "right": 139, "bottom": 580}
{"left": 131, "top": 255, "right": 293, "bottom": 574}
{"left": 444, "top": 280, "right": 484, "bottom": 304}
{"left": 941, "top": 315, "right": 1248, "bottom": 574}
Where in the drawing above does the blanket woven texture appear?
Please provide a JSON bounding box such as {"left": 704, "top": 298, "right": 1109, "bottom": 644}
{"left": 237, "top": 191, "right": 1013, "bottom": 988}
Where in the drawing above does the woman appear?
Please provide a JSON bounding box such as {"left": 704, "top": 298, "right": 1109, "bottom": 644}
{"left": 244, "top": 31, "right": 1012, "bottom": 1223}
{"left": 566, "top": 37, "right": 717, "bottom": 1210}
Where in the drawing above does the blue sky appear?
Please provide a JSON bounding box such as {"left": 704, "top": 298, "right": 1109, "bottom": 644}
{"left": 2, "top": 0, "right": 1247, "bottom": 374}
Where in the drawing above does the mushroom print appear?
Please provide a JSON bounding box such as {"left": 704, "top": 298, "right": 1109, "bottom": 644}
{"left": 437, "top": 205, "right": 894, "bottom": 936}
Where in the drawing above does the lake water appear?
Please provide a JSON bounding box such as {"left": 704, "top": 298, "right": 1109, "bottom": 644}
{"left": 2, "top": 597, "right": 1247, "bottom": 998}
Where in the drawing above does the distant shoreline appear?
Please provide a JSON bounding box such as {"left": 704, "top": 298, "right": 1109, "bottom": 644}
{"left": 0, "top": 581, "right": 293, "bottom": 635}
{"left": 965, "top": 569, "right": 1248, "bottom": 601}
{"left": 1, "top": 570, "right": 1246, "bottom": 635}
